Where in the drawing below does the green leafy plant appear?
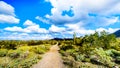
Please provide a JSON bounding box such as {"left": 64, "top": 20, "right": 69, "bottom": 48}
{"left": 0, "top": 49, "right": 8, "bottom": 57}
{"left": 91, "top": 48, "right": 115, "bottom": 67}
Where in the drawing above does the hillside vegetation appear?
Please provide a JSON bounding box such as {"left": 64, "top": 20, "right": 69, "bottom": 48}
{"left": 0, "top": 31, "right": 120, "bottom": 68}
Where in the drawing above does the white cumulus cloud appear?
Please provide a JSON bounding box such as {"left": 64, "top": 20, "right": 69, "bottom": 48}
{"left": 23, "top": 20, "right": 37, "bottom": 26}
{"left": 4, "top": 26, "right": 24, "bottom": 32}
{"left": 63, "top": 22, "right": 120, "bottom": 36}
{"left": 35, "top": 16, "right": 49, "bottom": 24}
{"left": 49, "top": 25, "right": 65, "bottom": 33}
{"left": 0, "top": 15, "right": 20, "bottom": 24}
{"left": 0, "top": 1, "right": 20, "bottom": 24}
{"left": 0, "top": 1, "right": 15, "bottom": 16}
{"left": 4, "top": 20, "right": 48, "bottom": 33}
{"left": 0, "top": 32, "right": 53, "bottom": 40}
{"left": 43, "top": 0, "right": 120, "bottom": 27}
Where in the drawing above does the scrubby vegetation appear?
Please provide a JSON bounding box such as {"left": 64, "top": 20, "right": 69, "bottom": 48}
{"left": 0, "top": 44, "right": 50, "bottom": 68}
{"left": 0, "top": 31, "right": 120, "bottom": 68}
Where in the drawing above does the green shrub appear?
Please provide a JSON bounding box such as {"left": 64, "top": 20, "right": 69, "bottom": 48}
{"left": 29, "top": 46, "right": 46, "bottom": 54}
{"left": 7, "top": 50, "right": 23, "bottom": 58}
{"left": 60, "top": 44, "right": 74, "bottom": 51}
{"left": 43, "top": 44, "right": 51, "bottom": 50}
{"left": 6, "top": 52, "right": 41, "bottom": 68}
{"left": 112, "top": 49, "right": 120, "bottom": 56}
{"left": 78, "top": 64, "right": 92, "bottom": 68}
{"left": 4, "top": 58, "right": 21, "bottom": 68}
{"left": 105, "top": 49, "right": 114, "bottom": 56}
{"left": 62, "top": 56, "right": 75, "bottom": 67}
{"left": 8, "top": 56, "right": 39, "bottom": 68}
{"left": 75, "top": 54, "right": 85, "bottom": 62}
{"left": 91, "top": 48, "right": 115, "bottom": 67}
{"left": 0, "top": 40, "right": 19, "bottom": 49}
{"left": 116, "top": 56, "right": 120, "bottom": 61}
{"left": 0, "top": 49, "right": 8, "bottom": 57}
{"left": 84, "top": 58, "right": 91, "bottom": 62}
{"left": 20, "top": 56, "right": 39, "bottom": 68}
{"left": 17, "top": 46, "right": 31, "bottom": 51}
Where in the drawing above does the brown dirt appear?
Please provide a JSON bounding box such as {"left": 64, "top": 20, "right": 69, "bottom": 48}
{"left": 32, "top": 44, "right": 64, "bottom": 68}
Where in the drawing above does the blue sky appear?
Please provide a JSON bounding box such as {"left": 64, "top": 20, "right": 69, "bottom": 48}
{"left": 0, "top": 0, "right": 120, "bottom": 40}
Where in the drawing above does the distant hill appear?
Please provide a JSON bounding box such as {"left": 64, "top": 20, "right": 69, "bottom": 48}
{"left": 52, "top": 38, "right": 63, "bottom": 40}
{"left": 113, "top": 30, "right": 120, "bottom": 37}
{"left": 52, "top": 38, "right": 73, "bottom": 41}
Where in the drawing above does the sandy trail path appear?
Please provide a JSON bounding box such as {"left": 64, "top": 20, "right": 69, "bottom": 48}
{"left": 32, "top": 43, "right": 64, "bottom": 68}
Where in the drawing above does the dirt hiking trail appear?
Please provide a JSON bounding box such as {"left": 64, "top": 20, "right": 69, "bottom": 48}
{"left": 33, "top": 43, "right": 65, "bottom": 68}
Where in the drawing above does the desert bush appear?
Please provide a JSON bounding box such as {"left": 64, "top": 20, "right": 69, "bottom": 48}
{"left": 112, "top": 49, "right": 120, "bottom": 56}
{"left": 105, "top": 49, "right": 115, "bottom": 57}
{"left": 0, "top": 57, "right": 11, "bottom": 67}
{"left": 0, "top": 40, "right": 19, "bottom": 49}
{"left": 7, "top": 59, "right": 21, "bottom": 68}
{"left": 43, "top": 44, "right": 51, "bottom": 50}
{"left": 0, "top": 49, "right": 8, "bottom": 57}
{"left": 7, "top": 50, "right": 23, "bottom": 58}
{"left": 19, "top": 56, "right": 39, "bottom": 68}
{"left": 29, "top": 46, "right": 46, "bottom": 54}
{"left": 6, "top": 52, "right": 41, "bottom": 68}
{"left": 75, "top": 54, "right": 85, "bottom": 62}
{"left": 62, "top": 56, "right": 76, "bottom": 67}
{"left": 17, "top": 46, "right": 31, "bottom": 51}
{"left": 110, "top": 49, "right": 120, "bottom": 63}
{"left": 60, "top": 44, "right": 74, "bottom": 51}
{"left": 116, "top": 56, "right": 120, "bottom": 62}
{"left": 91, "top": 48, "right": 115, "bottom": 67}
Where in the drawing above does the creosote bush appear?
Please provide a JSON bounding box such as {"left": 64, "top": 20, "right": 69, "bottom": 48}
{"left": 0, "top": 49, "right": 8, "bottom": 57}
{"left": 7, "top": 49, "right": 23, "bottom": 58}
{"left": 29, "top": 46, "right": 47, "bottom": 54}
{"left": 91, "top": 48, "right": 115, "bottom": 67}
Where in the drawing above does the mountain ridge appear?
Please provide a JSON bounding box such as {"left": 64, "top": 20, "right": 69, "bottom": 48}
{"left": 113, "top": 30, "right": 120, "bottom": 37}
